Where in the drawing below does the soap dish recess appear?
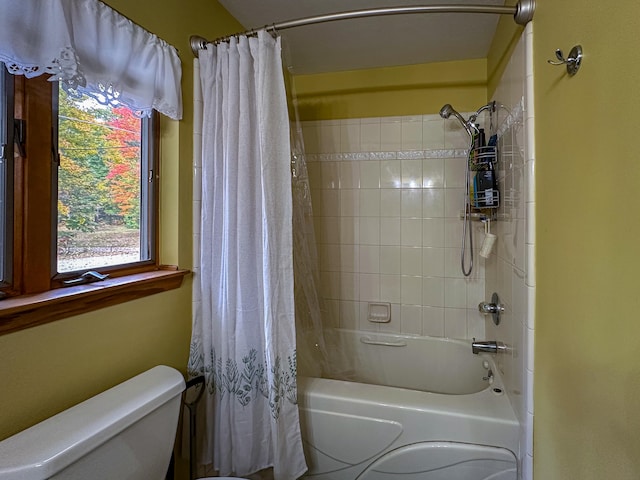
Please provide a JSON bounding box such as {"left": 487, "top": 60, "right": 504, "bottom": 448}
{"left": 368, "top": 302, "right": 391, "bottom": 323}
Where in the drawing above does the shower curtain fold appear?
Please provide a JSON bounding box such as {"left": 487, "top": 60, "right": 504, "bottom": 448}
{"left": 189, "top": 29, "right": 307, "bottom": 480}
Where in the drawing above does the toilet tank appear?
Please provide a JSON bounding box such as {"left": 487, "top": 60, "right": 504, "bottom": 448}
{"left": 0, "top": 365, "right": 185, "bottom": 480}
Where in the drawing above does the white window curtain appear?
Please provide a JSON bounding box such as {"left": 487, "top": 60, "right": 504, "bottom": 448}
{"left": 0, "top": 0, "right": 182, "bottom": 119}
{"left": 189, "top": 30, "right": 307, "bottom": 479}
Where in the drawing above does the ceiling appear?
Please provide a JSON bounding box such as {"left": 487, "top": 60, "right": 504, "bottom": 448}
{"left": 216, "top": 0, "right": 507, "bottom": 75}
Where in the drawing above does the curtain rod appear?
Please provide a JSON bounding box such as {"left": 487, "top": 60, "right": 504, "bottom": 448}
{"left": 190, "top": 0, "right": 535, "bottom": 57}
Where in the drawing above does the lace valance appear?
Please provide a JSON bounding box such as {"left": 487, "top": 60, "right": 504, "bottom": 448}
{"left": 0, "top": 0, "right": 182, "bottom": 119}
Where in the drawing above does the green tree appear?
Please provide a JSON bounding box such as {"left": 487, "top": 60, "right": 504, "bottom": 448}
{"left": 58, "top": 90, "right": 113, "bottom": 231}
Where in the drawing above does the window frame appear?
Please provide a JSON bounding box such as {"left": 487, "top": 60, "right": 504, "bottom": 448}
{"left": 0, "top": 66, "right": 14, "bottom": 289}
{"left": 0, "top": 74, "right": 187, "bottom": 334}
{"left": 52, "top": 86, "right": 160, "bottom": 283}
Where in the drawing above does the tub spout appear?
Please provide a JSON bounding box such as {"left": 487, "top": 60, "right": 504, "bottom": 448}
{"left": 472, "top": 339, "right": 507, "bottom": 355}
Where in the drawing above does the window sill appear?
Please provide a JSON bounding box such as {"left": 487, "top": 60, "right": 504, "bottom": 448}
{"left": 0, "top": 267, "right": 190, "bottom": 336}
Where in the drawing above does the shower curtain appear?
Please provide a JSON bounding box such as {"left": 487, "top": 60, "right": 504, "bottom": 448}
{"left": 188, "top": 30, "right": 307, "bottom": 480}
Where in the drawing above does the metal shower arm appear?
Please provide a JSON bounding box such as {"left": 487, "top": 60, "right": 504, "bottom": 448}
{"left": 467, "top": 101, "right": 497, "bottom": 125}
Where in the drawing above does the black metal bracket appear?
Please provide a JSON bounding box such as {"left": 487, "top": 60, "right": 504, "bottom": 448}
{"left": 14, "top": 119, "right": 26, "bottom": 157}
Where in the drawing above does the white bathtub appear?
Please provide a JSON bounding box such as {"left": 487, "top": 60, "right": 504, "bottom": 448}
{"left": 298, "top": 330, "right": 519, "bottom": 479}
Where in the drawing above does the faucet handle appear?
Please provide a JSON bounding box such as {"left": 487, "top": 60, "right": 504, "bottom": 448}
{"left": 478, "top": 302, "right": 502, "bottom": 314}
{"left": 478, "top": 292, "right": 504, "bottom": 325}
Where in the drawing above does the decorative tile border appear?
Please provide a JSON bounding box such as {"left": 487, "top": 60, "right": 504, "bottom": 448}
{"left": 304, "top": 149, "right": 468, "bottom": 162}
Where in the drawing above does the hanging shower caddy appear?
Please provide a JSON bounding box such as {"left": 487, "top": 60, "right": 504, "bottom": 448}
{"left": 470, "top": 143, "right": 499, "bottom": 210}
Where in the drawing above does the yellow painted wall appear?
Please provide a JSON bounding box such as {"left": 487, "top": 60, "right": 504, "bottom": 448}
{"left": 0, "top": 0, "right": 242, "bottom": 453}
{"left": 533, "top": 1, "right": 640, "bottom": 479}
{"left": 293, "top": 59, "right": 487, "bottom": 120}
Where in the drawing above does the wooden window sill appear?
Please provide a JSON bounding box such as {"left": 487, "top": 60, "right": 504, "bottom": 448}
{"left": 0, "top": 268, "right": 190, "bottom": 336}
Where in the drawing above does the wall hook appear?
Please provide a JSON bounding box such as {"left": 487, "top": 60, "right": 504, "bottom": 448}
{"left": 547, "top": 45, "right": 582, "bottom": 76}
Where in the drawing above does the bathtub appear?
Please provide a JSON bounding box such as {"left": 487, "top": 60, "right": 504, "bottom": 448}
{"left": 297, "top": 329, "right": 519, "bottom": 479}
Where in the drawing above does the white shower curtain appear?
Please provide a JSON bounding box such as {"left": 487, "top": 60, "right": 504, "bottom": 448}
{"left": 189, "top": 30, "right": 307, "bottom": 480}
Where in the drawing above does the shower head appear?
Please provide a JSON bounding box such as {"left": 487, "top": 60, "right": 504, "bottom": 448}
{"left": 439, "top": 104, "right": 455, "bottom": 119}
{"left": 439, "top": 104, "right": 473, "bottom": 136}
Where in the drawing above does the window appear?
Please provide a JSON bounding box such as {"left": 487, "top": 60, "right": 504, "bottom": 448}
{"left": 0, "top": 75, "right": 159, "bottom": 297}
{"left": 0, "top": 73, "right": 190, "bottom": 337}
{"left": 0, "top": 74, "right": 185, "bottom": 335}
{"left": 0, "top": 0, "right": 186, "bottom": 334}
{"left": 57, "top": 86, "right": 156, "bottom": 274}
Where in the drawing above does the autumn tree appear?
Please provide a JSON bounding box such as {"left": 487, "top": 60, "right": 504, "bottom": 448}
{"left": 57, "top": 89, "right": 141, "bottom": 232}
{"left": 104, "top": 106, "right": 141, "bottom": 228}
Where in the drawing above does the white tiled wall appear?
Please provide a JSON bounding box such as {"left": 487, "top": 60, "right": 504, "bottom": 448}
{"left": 485, "top": 25, "right": 535, "bottom": 480}
{"left": 303, "top": 115, "right": 488, "bottom": 340}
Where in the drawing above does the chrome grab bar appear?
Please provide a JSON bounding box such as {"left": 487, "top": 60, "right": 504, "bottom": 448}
{"left": 360, "top": 336, "right": 407, "bottom": 347}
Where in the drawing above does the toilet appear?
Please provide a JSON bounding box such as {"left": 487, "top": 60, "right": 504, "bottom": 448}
{"left": 0, "top": 366, "right": 248, "bottom": 480}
